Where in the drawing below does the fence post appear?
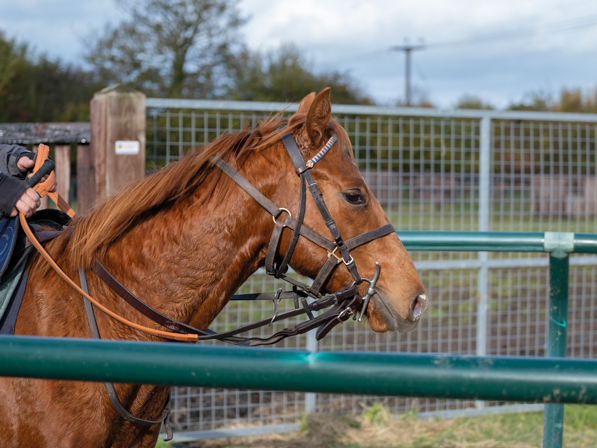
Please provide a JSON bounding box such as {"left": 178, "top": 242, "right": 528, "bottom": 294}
{"left": 55, "top": 145, "right": 71, "bottom": 206}
{"left": 543, "top": 248, "right": 570, "bottom": 448}
{"left": 86, "top": 84, "right": 146, "bottom": 211}
{"left": 77, "top": 145, "right": 94, "bottom": 215}
{"left": 476, "top": 116, "right": 491, "bottom": 410}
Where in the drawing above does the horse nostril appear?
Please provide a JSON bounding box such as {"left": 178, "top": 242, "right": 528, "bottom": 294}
{"left": 411, "top": 294, "right": 428, "bottom": 321}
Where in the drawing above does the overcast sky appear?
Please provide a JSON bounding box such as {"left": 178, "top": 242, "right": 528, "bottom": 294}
{"left": 1, "top": 0, "right": 596, "bottom": 108}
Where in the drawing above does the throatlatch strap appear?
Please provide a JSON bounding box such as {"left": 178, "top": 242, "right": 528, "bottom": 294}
{"left": 215, "top": 158, "right": 281, "bottom": 218}
{"left": 78, "top": 268, "right": 173, "bottom": 441}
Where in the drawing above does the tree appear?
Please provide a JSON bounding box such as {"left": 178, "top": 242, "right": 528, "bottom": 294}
{"left": 85, "top": 0, "right": 245, "bottom": 98}
{"left": 454, "top": 94, "right": 494, "bottom": 110}
{"left": 508, "top": 88, "right": 597, "bottom": 113}
{"left": 0, "top": 31, "right": 97, "bottom": 123}
{"left": 227, "top": 44, "right": 374, "bottom": 105}
{"left": 0, "top": 32, "right": 27, "bottom": 98}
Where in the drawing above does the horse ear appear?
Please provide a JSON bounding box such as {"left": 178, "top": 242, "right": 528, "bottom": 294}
{"left": 306, "top": 88, "right": 332, "bottom": 147}
{"left": 297, "top": 92, "right": 315, "bottom": 115}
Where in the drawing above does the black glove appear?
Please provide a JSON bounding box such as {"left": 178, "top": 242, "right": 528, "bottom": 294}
{"left": 0, "top": 172, "right": 28, "bottom": 218}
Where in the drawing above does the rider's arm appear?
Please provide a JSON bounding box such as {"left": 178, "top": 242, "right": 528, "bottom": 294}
{"left": 0, "top": 144, "right": 34, "bottom": 179}
{"left": 0, "top": 144, "right": 40, "bottom": 219}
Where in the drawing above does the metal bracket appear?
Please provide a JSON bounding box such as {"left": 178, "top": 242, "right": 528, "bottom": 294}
{"left": 544, "top": 232, "right": 574, "bottom": 259}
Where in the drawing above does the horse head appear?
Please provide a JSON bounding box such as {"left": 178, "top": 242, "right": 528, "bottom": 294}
{"left": 251, "top": 88, "right": 428, "bottom": 333}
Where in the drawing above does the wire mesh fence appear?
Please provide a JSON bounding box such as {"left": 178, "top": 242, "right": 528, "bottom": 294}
{"left": 145, "top": 99, "right": 597, "bottom": 438}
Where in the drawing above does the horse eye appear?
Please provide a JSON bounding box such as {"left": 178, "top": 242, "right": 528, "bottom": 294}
{"left": 344, "top": 192, "right": 365, "bottom": 205}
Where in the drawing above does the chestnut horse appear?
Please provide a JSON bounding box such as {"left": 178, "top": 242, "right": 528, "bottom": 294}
{"left": 0, "top": 89, "right": 427, "bottom": 448}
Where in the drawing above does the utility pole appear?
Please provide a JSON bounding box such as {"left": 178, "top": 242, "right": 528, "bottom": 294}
{"left": 390, "top": 43, "right": 425, "bottom": 106}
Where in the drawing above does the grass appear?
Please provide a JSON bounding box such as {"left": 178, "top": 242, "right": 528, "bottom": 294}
{"left": 162, "top": 405, "right": 597, "bottom": 448}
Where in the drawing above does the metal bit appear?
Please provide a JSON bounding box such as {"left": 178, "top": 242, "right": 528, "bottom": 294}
{"left": 358, "top": 262, "right": 381, "bottom": 322}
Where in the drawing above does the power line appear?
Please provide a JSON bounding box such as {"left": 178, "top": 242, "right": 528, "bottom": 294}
{"left": 426, "top": 13, "right": 597, "bottom": 48}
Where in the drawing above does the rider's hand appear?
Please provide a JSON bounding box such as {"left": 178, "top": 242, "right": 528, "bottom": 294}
{"left": 16, "top": 156, "right": 34, "bottom": 172}
{"left": 17, "top": 156, "right": 57, "bottom": 192}
{"left": 9, "top": 188, "right": 41, "bottom": 218}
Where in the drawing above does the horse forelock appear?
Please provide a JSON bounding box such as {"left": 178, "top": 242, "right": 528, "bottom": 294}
{"left": 66, "top": 110, "right": 352, "bottom": 270}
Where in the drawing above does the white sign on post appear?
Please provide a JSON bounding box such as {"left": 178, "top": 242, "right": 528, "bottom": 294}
{"left": 115, "top": 140, "right": 140, "bottom": 155}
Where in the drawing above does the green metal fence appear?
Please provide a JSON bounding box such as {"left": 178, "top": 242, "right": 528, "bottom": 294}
{"left": 1, "top": 231, "right": 596, "bottom": 447}
{"left": 145, "top": 100, "right": 597, "bottom": 436}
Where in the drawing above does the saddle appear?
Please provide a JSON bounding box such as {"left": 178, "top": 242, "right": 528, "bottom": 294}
{"left": 0, "top": 209, "right": 71, "bottom": 334}
{"left": 0, "top": 209, "right": 71, "bottom": 283}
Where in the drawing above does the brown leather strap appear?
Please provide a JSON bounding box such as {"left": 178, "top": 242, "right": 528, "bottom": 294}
{"left": 19, "top": 213, "right": 198, "bottom": 342}
{"left": 215, "top": 158, "right": 281, "bottom": 217}
{"left": 265, "top": 220, "right": 285, "bottom": 274}
{"left": 309, "top": 256, "right": 340, "bottom": 297}
{"left": 346, "top": 224, "right": 395, "bottom": 250}
{"left": 315, "top": 295, "right": 363, "bottom": 340}
{"left": 285, "top": 217, "right": 335, "bottom": 252}
{"left": 281, "top": 134, "right": 362, "bottom": 285}
{"left": 79, "top": 268, "right": 173, "bottom": 440}
{"left": 92, "top": 257, "right": 361, "bottom": 346}
{"left": 274, "top": 175, "right": 306, "bottom": 278}
{"left": 92, "top": 261, "right": 207, "bottom": 336}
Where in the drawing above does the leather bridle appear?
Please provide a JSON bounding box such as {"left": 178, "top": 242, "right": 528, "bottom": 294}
{"left": 211, "top": 132, "right": 396, "bottom": 342}
{"left": 23, "top": 135, "right": 396, "bottom": 347}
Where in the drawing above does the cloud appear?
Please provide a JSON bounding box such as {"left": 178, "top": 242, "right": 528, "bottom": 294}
{"left": 0, "top": 0, "right": 121, "bottom": 62}
{"left": 2, "top": 0, "right": 597, "bottom": 107}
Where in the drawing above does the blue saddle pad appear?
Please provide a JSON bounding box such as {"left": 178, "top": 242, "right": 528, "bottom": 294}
{"left": 0, "top": 217, "right": 19, "bottom": 281}
{"left": 0, "top": 254, "right": 28, "bottom": 334}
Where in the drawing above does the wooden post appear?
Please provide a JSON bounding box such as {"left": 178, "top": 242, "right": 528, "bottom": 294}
{"left": 77, "top": 145, "right": 95, "bottom": 215}
{"left": 87, "top": 84, "right": 146, "bottom": 210}
{"left": 55, "top": 145, "right": 71, "bottom": 206}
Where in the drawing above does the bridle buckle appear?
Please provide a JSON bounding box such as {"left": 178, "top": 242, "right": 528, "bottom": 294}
{"left": 327, "top": 247, "right": 343, "bottom": 265}
{"left": 337, "top": 307, "right": 353, "bottom": 323}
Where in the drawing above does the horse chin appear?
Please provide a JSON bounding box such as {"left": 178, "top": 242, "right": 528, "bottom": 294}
{"left": 366, "top": 295, "right": 421, "bottom": 333}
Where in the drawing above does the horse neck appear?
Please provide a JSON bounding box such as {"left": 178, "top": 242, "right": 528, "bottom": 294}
{"left": 96, "top": 155, "right": 285, "bottom": 335}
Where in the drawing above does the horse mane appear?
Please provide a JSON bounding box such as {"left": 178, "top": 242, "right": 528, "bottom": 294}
{"left": 68, "top": 111, "right": 352, "bottom": 270}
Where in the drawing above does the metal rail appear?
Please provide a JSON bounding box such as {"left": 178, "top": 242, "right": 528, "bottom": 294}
{"left": 0, "top": 336, "right": 596, "bottom": 405}
{"left": 146, "top": 98, "right": 597, "bottom": 122}
{"left": 398, "top": 231, "right": 597, "bottom": 253}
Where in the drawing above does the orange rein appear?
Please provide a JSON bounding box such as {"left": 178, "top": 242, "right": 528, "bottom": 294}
{"left": 21, "top": 145, "right": 198, "bottom": 343}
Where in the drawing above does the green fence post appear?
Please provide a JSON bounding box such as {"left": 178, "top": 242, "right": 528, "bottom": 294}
{"left": 542, "top": 250, "right": 570, "bottom": 448}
